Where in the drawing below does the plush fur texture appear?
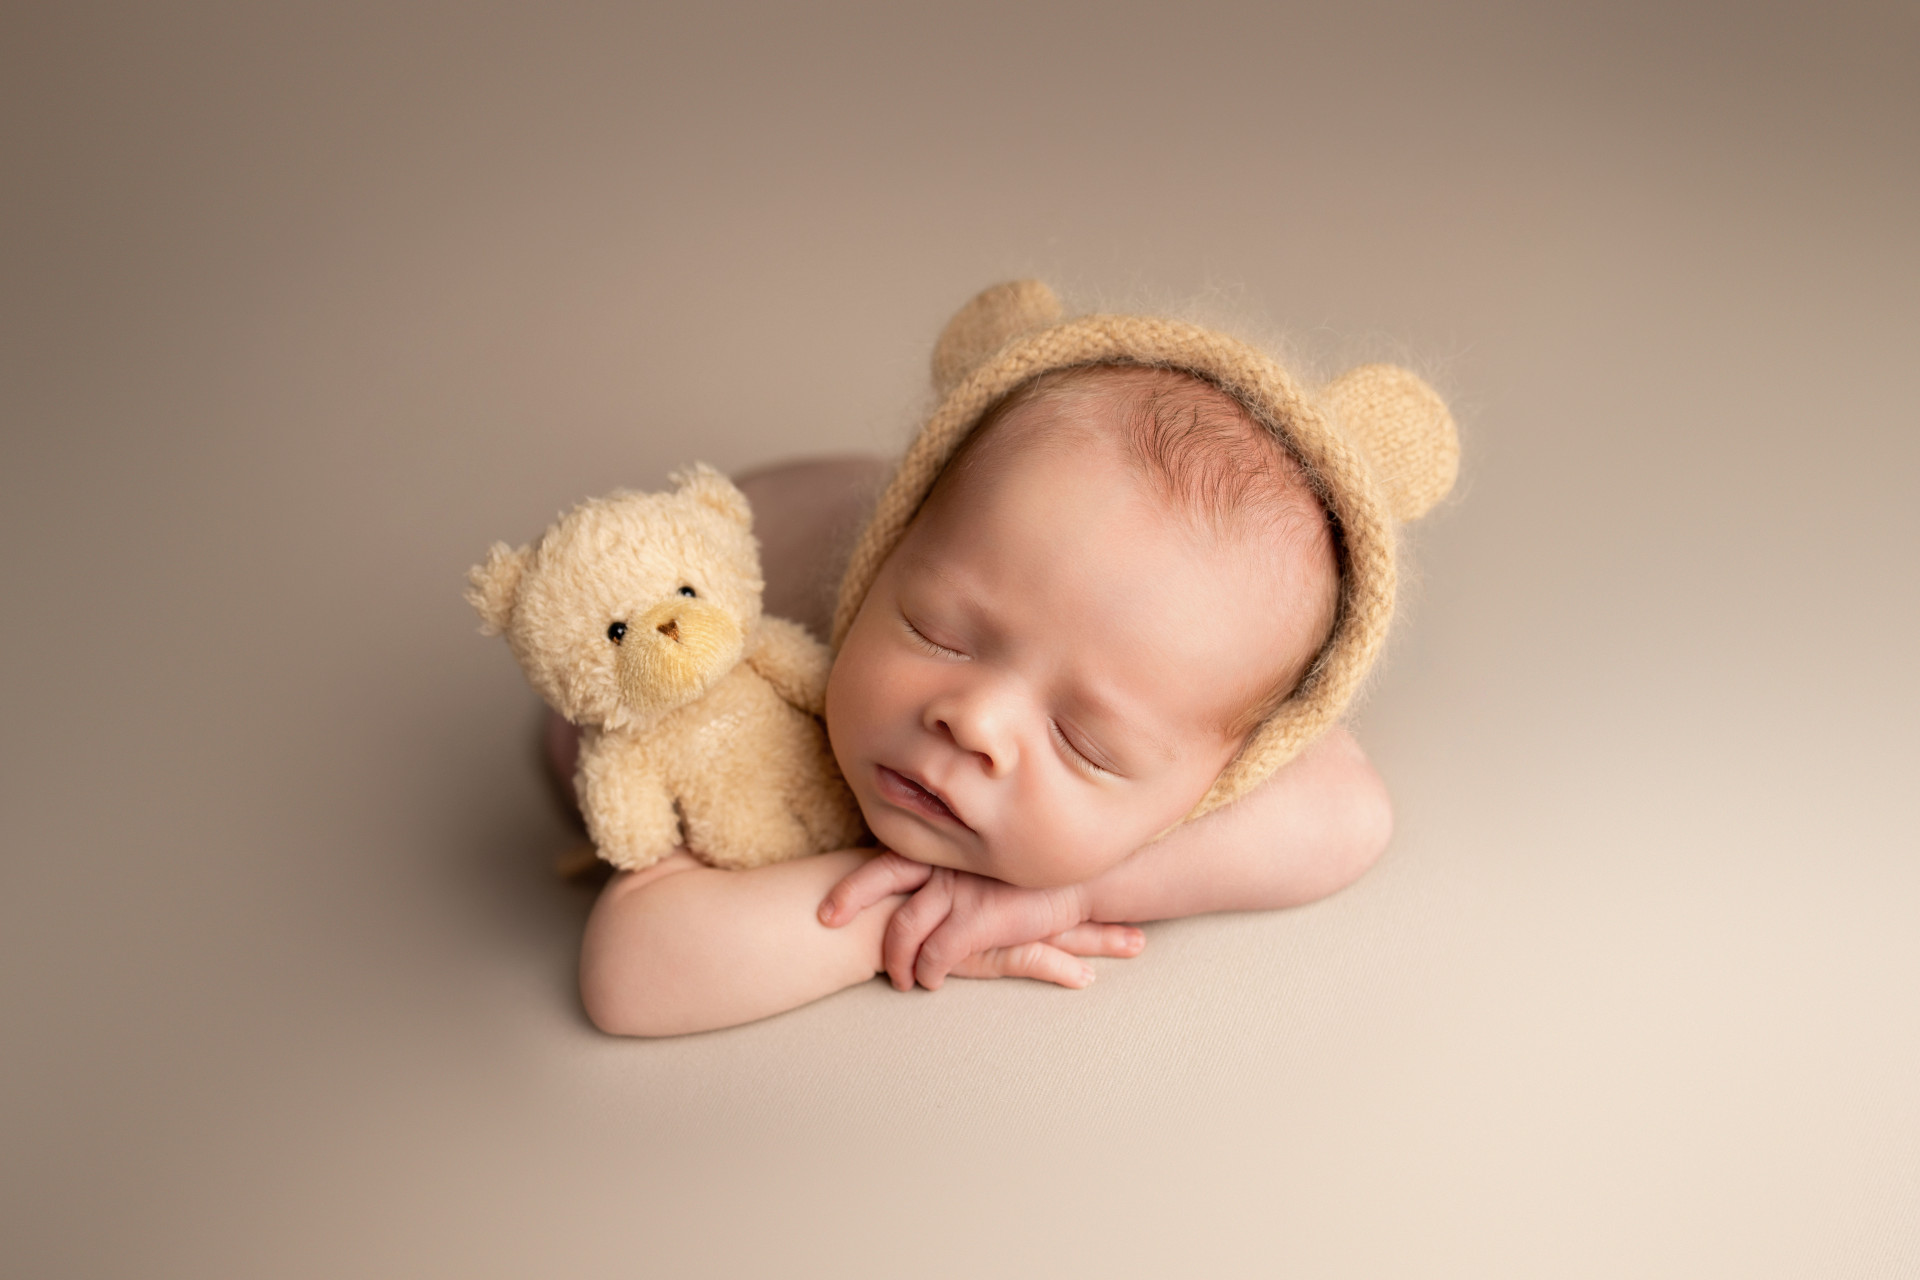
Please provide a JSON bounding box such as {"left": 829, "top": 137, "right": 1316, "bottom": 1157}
{"left": 834, "top": 281, "right": 1460, "bottom": 822}
{"left": 468, "top": 466, "right": 865, "bottom": 871}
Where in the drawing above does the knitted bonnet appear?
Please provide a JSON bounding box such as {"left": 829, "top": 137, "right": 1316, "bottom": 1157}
{"left": 831, "top": 281, "right": 1458, "bottom": 821}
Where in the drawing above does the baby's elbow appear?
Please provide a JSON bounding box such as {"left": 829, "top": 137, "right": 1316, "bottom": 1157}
{"left": 1346, "top": 762, "right": 1394, "bottom": 877}
{"left": 581, "top": 959, "right": 696, "bottom": 1038}
{"left": 578, "top": 889, "right": 680, "bottom": 1037}
{"left": 580, "top": 948, "right": 649, "bottom": 1036}
{"left": 1308, "top": 742, "right": 1394, "bottom": 901}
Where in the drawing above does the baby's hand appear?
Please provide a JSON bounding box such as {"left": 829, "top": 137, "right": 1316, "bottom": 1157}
{"left": 818, "top": 852, "right": 1145, "bottom": 992}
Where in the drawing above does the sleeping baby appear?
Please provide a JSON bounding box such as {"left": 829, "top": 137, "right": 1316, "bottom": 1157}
{"left": 575, "top": 281, "right": 1458, "bottom": 1035}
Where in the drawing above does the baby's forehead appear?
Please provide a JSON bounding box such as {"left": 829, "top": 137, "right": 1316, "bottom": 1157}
{"left": 972, "top": 364, "right": 1254, "bottom": 456}
{"left": 936, "top": 364, "right": 1326, "bottom": 543}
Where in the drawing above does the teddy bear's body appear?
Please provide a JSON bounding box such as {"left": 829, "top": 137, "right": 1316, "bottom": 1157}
{"left": 467, "top": 467, "right": 865, "bottom": 872}
{"left": 575, "top": 620, "right": 861, "bottom": 869}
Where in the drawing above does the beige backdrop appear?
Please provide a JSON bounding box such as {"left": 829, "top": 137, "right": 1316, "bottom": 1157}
{"left": 4, "top": 3, "right": 1916, "bottom": 1276}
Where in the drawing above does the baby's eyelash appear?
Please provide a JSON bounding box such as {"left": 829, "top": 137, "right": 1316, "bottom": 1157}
{"left": 903, "top": 618, "right": 965, "bottom": 659}
{"left": 1051, "top": 721, "right": 1115, "bottom": 778}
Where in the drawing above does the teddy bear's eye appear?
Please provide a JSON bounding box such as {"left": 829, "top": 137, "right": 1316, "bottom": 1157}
{"left": 606, "top": 621, "right": 628, "bottom": 644}
{"left": 678, "top": 585, "right": 697, "bottom": 598}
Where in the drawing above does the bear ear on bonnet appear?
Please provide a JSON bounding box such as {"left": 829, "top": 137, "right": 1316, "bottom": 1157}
{"left": 930, "top": 280, "right": 1065, "bottom": 396}
{"left": 1322, "top": 364, "right": 1459, "bottom": 522}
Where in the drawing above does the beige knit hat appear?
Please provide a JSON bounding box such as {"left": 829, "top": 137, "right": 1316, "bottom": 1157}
{"left": 832, "top": 281, "right": 1458, "bottom": 820}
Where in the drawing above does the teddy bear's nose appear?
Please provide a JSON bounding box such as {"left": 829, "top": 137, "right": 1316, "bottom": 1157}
{"left": 657, "top": 618, "right": 681, "bottom": 643}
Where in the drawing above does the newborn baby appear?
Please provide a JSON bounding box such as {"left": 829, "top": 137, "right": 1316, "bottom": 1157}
{"left": 579, "top": 283, "right": 1456, "bottom": 1035}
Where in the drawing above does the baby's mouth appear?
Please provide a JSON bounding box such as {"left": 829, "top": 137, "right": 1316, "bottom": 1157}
{"left": 875, "top": 766, "right": 969, "bottom": 830}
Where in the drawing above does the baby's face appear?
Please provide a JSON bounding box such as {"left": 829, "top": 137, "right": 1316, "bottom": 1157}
{"left": 825, "top": 397, "right": 1313, "bottom": 889}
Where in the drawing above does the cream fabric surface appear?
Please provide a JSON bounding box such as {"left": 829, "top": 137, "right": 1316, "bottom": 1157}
{"left": 3, "top": 4, "right": 1915, "bottom": 1277}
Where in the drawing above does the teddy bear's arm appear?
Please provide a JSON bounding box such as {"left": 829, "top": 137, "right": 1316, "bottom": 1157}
{"left": 742, "top": 616, "right": 833, "bottom": 716}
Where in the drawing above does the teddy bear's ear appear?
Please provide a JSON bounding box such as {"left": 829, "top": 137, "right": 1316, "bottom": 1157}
{"left": 465, "top": 541, "right": 532, "bottom": 635}
{"left": 931, "top": 280, "right": 1065, "bottom": 397}
{"left": 1323, "top": 364, "right": 1460, "bottom": 522}
{"left": 671, "top": 462, "right": 752, "bottom": 528}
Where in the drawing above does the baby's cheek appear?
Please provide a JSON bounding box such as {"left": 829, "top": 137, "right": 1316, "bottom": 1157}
{"left": 823, "top": 634, "right": 910, "bottom": 777}
{"left": 1061, "top": 799, "right": 1169, "bottom": 883}
{"left": 823, "top": 636, "right": 881, "bottom": 736}
{"left": 988, "top": 801, "right": 1123, "bottom": 889}
{"left": 821, "top": 660, "right": 868, "bottom": 789}
{"left": 822, "top": 658, "right": 850, "bottom": 750}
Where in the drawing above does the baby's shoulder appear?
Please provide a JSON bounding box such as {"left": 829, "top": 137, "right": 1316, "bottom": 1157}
{"left": 735, "top": 455, "right": 889, "bottom": 638}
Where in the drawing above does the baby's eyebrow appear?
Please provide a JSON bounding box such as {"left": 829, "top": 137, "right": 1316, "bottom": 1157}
{"left": 897, "top": 550, "right": 998, "bottom": 630}
{"left": 897, "top": 547, "right": 963, "bottom": 590}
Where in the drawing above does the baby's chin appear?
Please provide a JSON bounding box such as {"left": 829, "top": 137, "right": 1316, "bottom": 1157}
{"left": 960, "top": 835, "right": 1127, "bottom": 890}
{"left": 861, "top": 801, "right": 1133, "bottom": 888}
{"left": 863, "top": 811, "right": 1024, "bottom": 883}
{"left": 859, "top": 805, "right": 972, "bottom": 871}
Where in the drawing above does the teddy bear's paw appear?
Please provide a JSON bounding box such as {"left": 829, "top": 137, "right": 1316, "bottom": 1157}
{"left": 792, "top": 776, "right": 867, "bottom": 852}
{"left": 593, "top": 838, "right": 676, "bottom": 874}
{"left": 743, "top": 616, "right": 832, "bottom": 715}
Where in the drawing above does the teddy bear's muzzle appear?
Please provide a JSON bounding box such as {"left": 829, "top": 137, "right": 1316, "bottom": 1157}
{"left": 615, "top": 597, "right": 745, "bottom": 715}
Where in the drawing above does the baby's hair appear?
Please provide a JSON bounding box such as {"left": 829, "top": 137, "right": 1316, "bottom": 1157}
{"left": 942, "top": 364, "right": 1341, "bottom": 737}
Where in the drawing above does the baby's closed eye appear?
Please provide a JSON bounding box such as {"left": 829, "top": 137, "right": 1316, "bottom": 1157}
{"left": 1051, "top": 720, "right": 1118, "bottom": 777}
{"left": 903, "top": 616, "right": 968, "bottom": 659}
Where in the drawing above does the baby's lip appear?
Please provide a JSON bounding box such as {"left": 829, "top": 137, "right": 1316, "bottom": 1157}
{"left": 874, "top": 765, "right": 971, "bottom": 832}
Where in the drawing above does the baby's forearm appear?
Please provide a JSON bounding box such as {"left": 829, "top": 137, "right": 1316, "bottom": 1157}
{"left": 580, "top": 850, "right": 903, "bottom": 1036}
{"left": 1082, "top": 726, "right": 1394, "bottom": 924}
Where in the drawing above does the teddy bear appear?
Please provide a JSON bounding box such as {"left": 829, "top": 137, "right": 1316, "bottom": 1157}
{"left": 465, "top": 465, "right": 866, "bottom": 872}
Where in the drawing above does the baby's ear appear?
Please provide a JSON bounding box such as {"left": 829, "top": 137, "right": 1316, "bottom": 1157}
{"left": 671, "top": 463, "right": 753, "bottom": 527}
{"left": 931, "top": 280, "right": 1064, "bottom": 396}
{"left": 466, "top": 542, "right": 532, "bottom": 635}
{"left": 1323, "top": 364, "right": 1460, "bottom": 522}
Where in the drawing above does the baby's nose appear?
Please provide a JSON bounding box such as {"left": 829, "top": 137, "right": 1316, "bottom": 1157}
{"left": 930, "top": 699, "right": 1017, "bottom": 775}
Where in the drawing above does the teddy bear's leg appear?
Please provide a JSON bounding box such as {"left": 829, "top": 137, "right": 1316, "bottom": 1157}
{"left": 679, "top": 787, "right": 816, "bottom": 871}
{"left": 577, "top": 749, "right": 681, "bottom": 872}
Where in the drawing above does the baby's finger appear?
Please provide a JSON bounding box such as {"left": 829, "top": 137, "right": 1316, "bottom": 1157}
{"left": 882, "top": 873, "right": 954, "bottom": 991}
{"left": 911, "top": 917, "right": 974, "bottom": 992}
{"left": 1048, "top": 922, "right": 1146, "bottom": 959}
{"left": 818, "top": 850, "right": 933, "bottom": 928}
{"left": 958, "top": 942, "right": 1096, "bottom": 990}
{"left": 911, "top": 890, "right": 1094, "bottom": 991}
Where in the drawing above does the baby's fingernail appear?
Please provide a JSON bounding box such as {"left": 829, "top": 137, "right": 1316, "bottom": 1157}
{"left": 1078, "top": 964, "right": 1097, "bottom": 986}
{"left": 817, "top": 903, "right": 835, "bottom": 926}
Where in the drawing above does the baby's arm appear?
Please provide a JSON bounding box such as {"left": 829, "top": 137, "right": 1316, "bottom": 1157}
{"left": 580, "top": 851, "right": 901, "bottom": 1037}
{"left": 821, "top": 725, "right": 1393, "bottom": 990}
{"left": 580, "top": 849, "right": 1142, "bottom": 1036}
{"left": 1082, "top": 724, "right": 1393, "bottom": 922}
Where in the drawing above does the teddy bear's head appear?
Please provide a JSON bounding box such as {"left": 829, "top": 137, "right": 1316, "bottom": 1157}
{"left": 466, "top": 465, "right": 764, "bottom": 731}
